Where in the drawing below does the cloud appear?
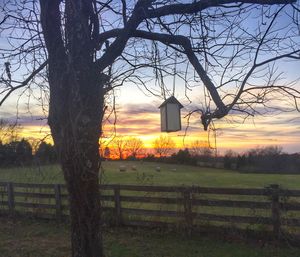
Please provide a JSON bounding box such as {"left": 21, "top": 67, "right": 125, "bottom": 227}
{"left": 1, "top": 114, "right": 48, "bottom": 127}
{"left": 120, "top": 103, "right": 159, "bottom": 115}
{"left": 1, "top": 96, "right": 299, "bottom": 153}
{"left": 118, "top": 117, "right": 158, "bottom": 126}
{"left": 102, "top": 103, "right": 161, "bottom": 136}
{"left": 114, "top": 126, "right": 159, "bottom": 135}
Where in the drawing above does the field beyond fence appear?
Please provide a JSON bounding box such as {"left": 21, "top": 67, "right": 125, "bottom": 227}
{"left": 1, "top": 181, "right": 300, "bottom": 241}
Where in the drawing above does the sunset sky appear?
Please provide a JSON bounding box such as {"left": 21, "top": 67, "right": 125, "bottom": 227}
{"left": 0, "top": 2, "right": 299, "bottom": 155}
{"left": 106, "top": 83, "right": 300, "bottom": 154}
{"left": 1, "top": 78, "right": 299, "bottom": 155}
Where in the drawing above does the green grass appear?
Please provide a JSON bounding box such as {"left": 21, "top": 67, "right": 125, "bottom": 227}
{"left": 0, "top": 160, "right": 300, "bottom": 189}
{"left": 0, "top": 216, "right": 299, "bottom": 257}
{"left": 0, "top": 162, "right": 300, "bottom": 256}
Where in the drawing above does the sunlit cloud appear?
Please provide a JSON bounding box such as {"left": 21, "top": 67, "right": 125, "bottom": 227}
{"left": 1, "top": 98, "right": 299, "bottom": 154}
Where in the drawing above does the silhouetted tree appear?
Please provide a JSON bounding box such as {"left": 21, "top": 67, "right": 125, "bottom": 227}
{"left": 236, "top": 146, "right": 292, "bottom": 172}
{"left": 1, "top": 1, "right": 299, "bottom": 256}
{"left": 237, "top": 154, "right": 246, "bottom": 169}
{"left": 0, "top": 119, "right": 21, "bottom": 143}
{"left": 153, "top": 135, "right": 176, "bottom": 158}
{"left": 171, "top": 148, "right": 195, "bottom": 165}
{"left": 35, "top": 142, "right": 57, "bottom": 164}
{"left": 0, "top": 139, "right": 32, "bottom": 166}
{"left": 15, "top": 139, "right": 32, "bottom": 165}
{"left": 125, "top": 137, "right": 144, "bottom": 159}
{"left": 112, "top": 136, "right": 127, "bottom": 160}
{"left": 189, "top": 140, "right": 213, "bottom": 161}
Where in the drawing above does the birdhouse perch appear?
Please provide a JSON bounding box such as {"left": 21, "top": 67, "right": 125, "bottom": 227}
{"left": 159, "top": 96, "right": 183, "bottom": 132}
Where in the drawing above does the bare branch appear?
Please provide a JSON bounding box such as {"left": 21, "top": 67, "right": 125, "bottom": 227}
{"left": 0, "top": 60, "right": 48, "bottom": 106}
{"left": 147, "top": 0, "right": 296, "bottom": 18}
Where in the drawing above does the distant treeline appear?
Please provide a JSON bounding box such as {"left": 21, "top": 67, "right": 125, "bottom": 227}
{"left": 1, "top": 139, "right": 299, "bottom": 174}
{"left": 225, "top": 146, "right": 300, "bottom": 174}
{"left": 115, "top": 146, "right": 300, "bottom": 174}
{"left": 0, "top": 140, "right": 58, "bottom": 167}
{"left": 122, "top": 148, "right": 212, "bottom": 166}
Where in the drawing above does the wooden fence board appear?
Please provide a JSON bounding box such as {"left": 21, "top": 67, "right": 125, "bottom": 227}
{"left": 120, "top": 195, "right": 183, "bottom": 204}
{"left": 122, "top": 207, "right": 183, "bottom": 218}
{"left": 101, "top": 184, "right": 268, "bottom": 195}
{"left": 0, "top": 181, "right": 299, "bottom": 237}
{"left": 280, "top": 189, "right": 300, "bottom": 197}
{"left": 194, "top": 213, "right": 273, "bottom": 224}
{"left": 282, "top": 218, "right": 300, "bottom": 227}
{"left": 14, "top": 192, "right": 55, "bottom": 199}
{"left": 100, "top": 195, "right": 114, "bottom": 201}
{"left": 117, "top": 184, "right": 186, "bottom": 192}
{"left": 0, "top": 201, "right": 8, "bottom": 206}
{"left": 192, "top": 199, "right": 271, "bottom": 209}
{"left": 15, "top": 202, "right": 56, "bottom": 209}
{"left": 13, "top": 182, "right": 55, "bottom": 189}
{"left": 123, "top": 220, "right": 173, "bottom": 228}
{"left": 282, "top": 203, "right": 300, "bottom": 211}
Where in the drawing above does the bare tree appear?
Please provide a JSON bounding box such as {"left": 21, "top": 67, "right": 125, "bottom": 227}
{"left": 0, "top": 119, "right": 21, "bottom": 143}
{"left": 247, "top": 145, "right": 283, "bottom": 156}
{"left": 125, "top": 137, "right": 144, "bottom": 158}
{"left": 153, "top": 135, "right": 176, "bottom": 157}
{"left": 190, "top": 140, "right": 213, "bottom": 158}
{"left": 0, "top": 0, "right": 299, "bottom": 256}
{"left": 112, "top": 136, "right": 127, "bottom": 160}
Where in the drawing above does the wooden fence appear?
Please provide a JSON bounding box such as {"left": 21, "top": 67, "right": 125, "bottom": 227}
{"left": 1, "top": 182, "right": 300, "bottom": 238}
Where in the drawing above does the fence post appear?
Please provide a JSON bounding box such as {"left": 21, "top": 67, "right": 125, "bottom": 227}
{"left": 114, "top": 186, "right": 122, "bottom": 226}
{"left": 7, "top": 182, "right": 15, "bottom": 216}
{"left": 54, "top": 184, "right": 62, "bottom": 222}
{"left": 183, "top": 188, "right": 193, "bottom": 236}
{"left": 270, "top": 184, "right": 280, "bottom": 239}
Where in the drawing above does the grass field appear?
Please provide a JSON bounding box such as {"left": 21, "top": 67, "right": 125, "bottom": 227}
{"left": 1, "top": 162, "right": 300, "bottom": 256}
{"left": 0, "top": 216, "right": 300, "bottom": 257}
{"left": 0, "top": 160, "right": 300, "bottom": 189}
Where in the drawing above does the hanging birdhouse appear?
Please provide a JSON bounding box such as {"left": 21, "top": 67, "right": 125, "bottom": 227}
{"left": 159, "top": 96, "right": 183, "bottom": 132}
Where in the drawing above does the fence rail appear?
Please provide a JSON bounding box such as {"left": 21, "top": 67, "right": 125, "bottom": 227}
{"left": 1, "top": 182, "right": 300, "bottom": 238}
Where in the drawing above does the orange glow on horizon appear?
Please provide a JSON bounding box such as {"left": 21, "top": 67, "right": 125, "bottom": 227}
{"left": 11, "top": 105, "right": 300, "bottom": 155}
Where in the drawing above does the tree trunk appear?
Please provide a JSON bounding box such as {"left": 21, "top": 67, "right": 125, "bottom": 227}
{"left": 64, "top": 162, "right": 103, "bottom": 257}
{"left": 47, "top": 56, "right": 106, "bottom": 257}
{"left": 49, "top": 73, "right": 105, "bottom": 257}
{"left": 40, "top": 1, "right": 107, "bottom": 255}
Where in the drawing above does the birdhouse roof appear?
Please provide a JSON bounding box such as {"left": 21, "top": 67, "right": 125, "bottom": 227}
{"left": 158, "top": 96, "right": 184, "bottom": 109}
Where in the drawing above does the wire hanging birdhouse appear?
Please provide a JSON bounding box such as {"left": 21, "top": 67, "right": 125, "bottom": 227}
{"left": 159, "top": 96, "right": 183, "bottom": 132}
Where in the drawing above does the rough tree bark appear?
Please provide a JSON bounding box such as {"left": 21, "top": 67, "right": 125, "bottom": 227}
{"left": 39, "top": 1, "right": 151, "bottom": 255}
{"left": 40, "top": 1, "right": 105, "bottom": 256}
